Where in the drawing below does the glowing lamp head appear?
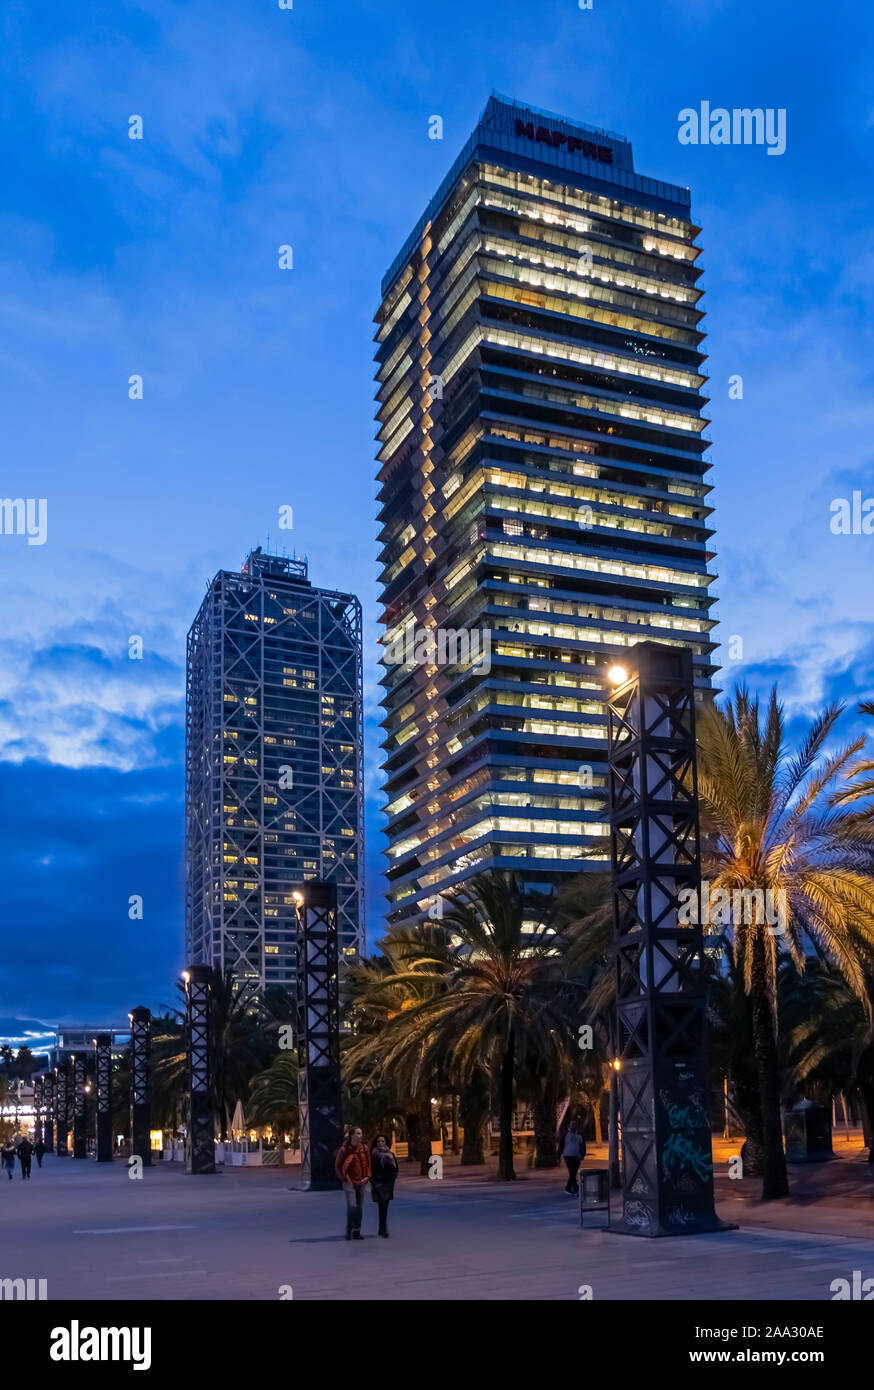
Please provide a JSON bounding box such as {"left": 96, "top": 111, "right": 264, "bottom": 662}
{"left": 292, "top": 891, "right": 304, "bottom": 905}
{"left": 612, "top": 1058, "right": 622, "bottom": 1071}
{"left": 607, "top": 664, "right": 628, "bottom": 687}
{"left": 181, "top": 970, "right": 190, "bottom": 985}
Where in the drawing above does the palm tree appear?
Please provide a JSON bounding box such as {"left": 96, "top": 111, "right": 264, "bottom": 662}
{"left": 344, "top": 937, "right": 446, "bottom": 1173}
{"left": 14, "top": 1046, "right": 35, "bottom": 1082}
{"left": 695, "top": 686, "right": 874, "bottom": 1198}
{"left": 151, "top": 971, "right": 265, "bottom": 1143}
{"left": 203, "top": 971, "right": 264, "bottom": 1140}
{"left": 149, "top": 1012, "right": 186, "bottom": 1134}
{"left": 246, "top": 1053, "right": 299, "bottom": 1162}
{"left": 782, "top": 958, "right": 874, "bottom": 1162}
{"left": 353, "top": 873, "right": 572, "bottom": 1181}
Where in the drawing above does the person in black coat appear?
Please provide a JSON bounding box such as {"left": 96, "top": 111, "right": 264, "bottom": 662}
{"left": 1, "top": 1140, "right": 15, "bottom": 1179}
{"left": 34, "top": 1138, "right": 45, "bottom": 1168}
{"left": 17, "top": 1137, "right": 33, "bottom": 1180}
{"left": 369, "top": 1135, "right": 399, "bottom": 1237}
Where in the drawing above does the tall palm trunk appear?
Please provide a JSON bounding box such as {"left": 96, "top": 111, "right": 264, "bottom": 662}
{"left": 405, "top": 1110, "right": 419, "bottom": 1163}
{"left": 859, "top": 1078, "right": 874, "bottom": 1164}
{"left": 592, "top": 1094, "right": 603, "bottom": 1144}
{"left": 533, "top": 1072, "right": 559, "bottom": 1168}
{"left": 498, "top": 1029, "right": 516, "bottom": 1181}
{"left": 459, "top": 1078, "right": 487, "bottom": 1164}
{"left": 417, "top": 1095, "right": 433, "bottom": 1176}
{"left": 750, "top": 934, "right": 788, "bottom": 1198}
{"left": 733, "top": 1072, "right": 766, "bottom": 1176}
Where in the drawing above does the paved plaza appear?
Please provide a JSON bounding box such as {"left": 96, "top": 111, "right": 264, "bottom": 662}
{"left": 2, "top": 1144, "right": 872, "bottom": 1301}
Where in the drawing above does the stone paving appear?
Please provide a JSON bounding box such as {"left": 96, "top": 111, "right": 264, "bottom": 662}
{"left": 2, "top": 1143, "right": 872, "bottom": 1301}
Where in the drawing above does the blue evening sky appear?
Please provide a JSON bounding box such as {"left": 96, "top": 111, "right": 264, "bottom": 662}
{"left": 1, "top": 0, "right": 873, "bottom": 1031}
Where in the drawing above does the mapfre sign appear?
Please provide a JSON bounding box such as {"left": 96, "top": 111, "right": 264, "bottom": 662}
{"left": 514, "top": 117, "right": 613, "bottom": 164}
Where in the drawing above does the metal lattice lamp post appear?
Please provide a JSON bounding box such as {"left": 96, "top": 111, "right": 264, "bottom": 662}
{"left": 66, "top": 1056, "right": 76, "bottom": 1152}
{"left": 94, "top": 1034, "right": 113, "bottom": 1162}
{"left": 43, "top": 1072, "right": 54, "bottom": 1152}
{"left": 183, "top": 966, "right": 216, "bottom": 1175}
{"left": 129, "top": 1007, "right": 152, "bottom": 1167}
{"left": 606, "top": 642, "right": 728, "bottom": 1237}
{"left": 33, "top": 1075, "right": 43, "bottom": 1146}
{"left": 72, "top": 1053, "right": 87, "bottom": 1159}
{"left": 55, "top": 1063, "right": 68, "bottom": 1156}
{"left": 295, "top": 880, "right": 343, "bottom": 1191}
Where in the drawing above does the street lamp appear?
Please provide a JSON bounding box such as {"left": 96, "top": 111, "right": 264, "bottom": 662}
{"left": 72, "top": 1054, "right": 87, "bottom": 1159}
{"left": 55, "top": 1065, "right": 68, "bottom": 1156}
{"left": 608, "top": 1057, "right": 621, "bottom": 1189}
{"left": 183, "top": 965, "right": 216, "bottom": 1175}
{"left": 94, "top": 1034, "right": 112, "bottom": 1163}
{"left": 295, "top": 881, "right": 343, "bottom": 1191}
{"left": 129, "top": 1007, "right": 152, "bottom": 1167}
{"left": 606, "top": 641, "right": 727, "bottom": 1235}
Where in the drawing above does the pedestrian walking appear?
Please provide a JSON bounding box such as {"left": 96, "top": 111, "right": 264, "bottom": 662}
{"left": 370, "top": 1134, "right": 399, "bottom": 1238}
{"left": 34, "top": 1138, "right": 44, "bottom": 1168}
{"left": 560, "top": 1119, "right": 586, "bottom": 1194}
{"left": 336, "top": 1126, "right": 370, "bottom": 1240}
{"left": 1, "top": 1141, "right": 16, "bottom": 1180}
{"left": 17, "top": 1137, "right": 33, "bottom": 1181}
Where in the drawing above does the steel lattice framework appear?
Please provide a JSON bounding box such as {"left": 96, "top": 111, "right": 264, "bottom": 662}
{"left": 186, "top": 550, "right": 364, "bottom": 993}
{"left": 72, "top": 1053, "right": 87, "bottom": 1159}
{"left": 54, "top": 1064, "right": 67, "bottom": 1155}
{"left": 94, "top": 1034, "right": 112, "bottom": 1162}
{"left": 296, "top": 879, "right": 343, "bottom": 1190}
{"left": 32, "top": 1076, "right": 43, "bottom": 1145}
{"left": 607, "top": 641, "right": 725, "bottom": 1236}
{"left": 130, "top": 1006, "right": 152, "bottom": 1166}
{"left": 42, "top": 1073, "right": 54, "bottom": 1151}
{"left": 184, "top": 966, "right": 216, "bottom": 1175}
{"left": 66, "top": 1057, "right": 76, "bottom": 1148}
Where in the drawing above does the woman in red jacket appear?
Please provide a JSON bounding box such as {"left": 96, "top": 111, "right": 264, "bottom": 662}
{"left": 336, "top": 1127, "right": 371, "bottom": 1239}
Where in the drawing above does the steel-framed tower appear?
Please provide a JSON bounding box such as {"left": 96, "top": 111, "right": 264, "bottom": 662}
{"left": 42, "top": 1072, "right": 54, "bottom": 1151}
{"left": 72, "top": 1053, "right": 87, "bottom": 1159}
{"left": 32, "top": 1075, "right": 43, "bottom": 1146}
{"left": 186, "top": 549, "right": 364, "bottom": 991}
{"left": 296, "top": 879, "right": 343, "bottom": 1191}
{"left": 129, "top": 1006, "right": 152, "bottom": 1166}
{"left": 54, "top": 1064, "right": 67, "bottom": 1155}
{"left": 184, "top": 966, "right": 216, "bottom": 1175}
{"left": 94, "top": 1034, "right": 112, "bottom": 1162}
{"left": 607, "top": 641, "right": 724, "bottom": 1236}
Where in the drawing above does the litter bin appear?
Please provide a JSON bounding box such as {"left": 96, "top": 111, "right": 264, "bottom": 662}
{"left": 579, "top": 1167, "right": 611, "bottom": 1227}
{"left": 784, "top": 1100, "right": 833, "bottom": 1162}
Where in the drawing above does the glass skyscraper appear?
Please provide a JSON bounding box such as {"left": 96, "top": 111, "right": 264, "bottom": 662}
{"left": 186, "top": 549, "right": 364, "bottom": 988}
{"left": 376, "top": 94, "right": 715, "bottom": 926}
